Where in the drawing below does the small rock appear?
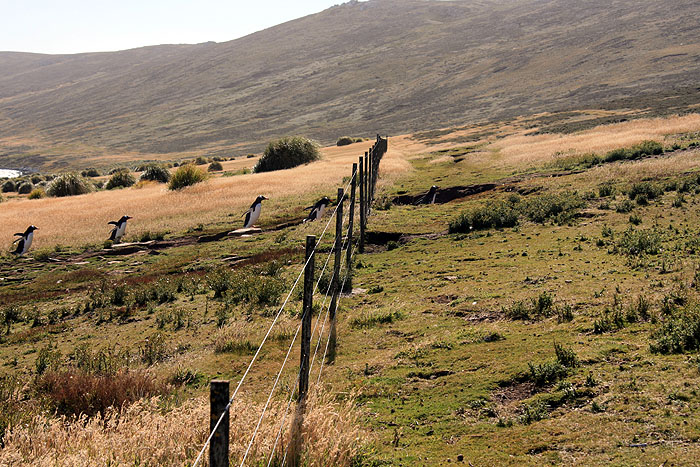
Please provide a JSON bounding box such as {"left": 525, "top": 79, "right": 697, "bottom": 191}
{"left": 457, "top": 454, "right": 464, "bottom": 462}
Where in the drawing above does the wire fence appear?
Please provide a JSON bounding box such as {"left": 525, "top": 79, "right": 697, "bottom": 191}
{"left": 194, "top": 135, "right": 388, "bottom": 467}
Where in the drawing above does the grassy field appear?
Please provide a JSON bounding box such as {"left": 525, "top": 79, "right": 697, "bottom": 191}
{"left": 2, "top": 113, "right": 700, "bottom": 465}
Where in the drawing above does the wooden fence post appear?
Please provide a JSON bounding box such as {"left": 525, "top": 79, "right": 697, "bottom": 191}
{"left": 359, "top": 157, "right": 365, "bottom": 254}
{"left": 364, "top": 151, "right": 369, "bottom": 218}
{"left": 346, "top": 163, "right": 357, "bottom": 268}
{"left": 299, "top": 235, "right": 315, "bottom": 401}
{"left": 210, "top": 380, "right": 230, "bottom": 467}
{"left": 327, "top": 188, "right": 344, "bottom": 363}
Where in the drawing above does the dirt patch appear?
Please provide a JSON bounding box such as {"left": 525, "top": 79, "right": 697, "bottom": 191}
{"left": 392, "top": 183, "right": 498, "bottom": 205}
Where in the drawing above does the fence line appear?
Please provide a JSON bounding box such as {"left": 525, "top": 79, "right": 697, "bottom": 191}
{"left": 200, "top": 135, "right": 388, "bottom": 467}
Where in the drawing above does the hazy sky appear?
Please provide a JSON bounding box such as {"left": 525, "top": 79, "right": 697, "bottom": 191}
{"left": 0, "top": 0, "right": 345, "bottom": 55}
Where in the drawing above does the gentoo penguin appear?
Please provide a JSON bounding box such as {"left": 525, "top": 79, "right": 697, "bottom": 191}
{"left": 303, "top": 197, "right": 331, "bottom": 223}
{"left": 108, "top": 215, "right": 132, "bottom": 243}
{"left": 427, "top": 185, "right": 439, "bottom": 204}
{"left": 243, "top": 195, "right": 267, "bottom": 228}
{"left": 12, "top": 225, "right": 38, "bottom": 256}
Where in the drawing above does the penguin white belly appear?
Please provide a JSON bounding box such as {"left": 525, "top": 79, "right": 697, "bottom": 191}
{"left": 117, "top": 222, "right": 127, "bottom": 239}
{"left": 23, "top": 232, "right": 33, "bottom": 253}
{"left": 317, "top": 205, "right": 326, "bottom": 219}
{"left": 245, "top": 204, "right": 261, "bottom": 228}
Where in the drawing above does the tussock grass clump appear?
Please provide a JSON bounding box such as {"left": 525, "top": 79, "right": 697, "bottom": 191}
{"left": 17, "top": 182, "right": 33, "bottom": 194}
{"left": 139, "top": 163, "right": 171, "bottom": 183}
{"left": 28, "top": 188, "right": 45, "bottom": 199}
{"left": 35, "top": 369, "right": 166, "bottom": 417}
{"left": 527, "top": 342, "right": 578, "bottom": 387}
{"left": 651, "top": 306, "right": 700, "bottom": 354}
{"left": 1, "top": 180, "right": 16, "bottom": 193}
{"left": 350, "top": 309, "right": 403, "bottom": 328}
{"left": 214, "top": 322, "right": 257, "bottom": 354}
{"left": 46, "top": 173, "right": 93, "bottom": 197}
{"left": 106, "top": 169, "right": 136, "bottom": 190}
{"left": 207, "top": 267, "right": 286, "bottom": 307}
{"left": 449, "top": 197, "right": 520, "bottom": 233}
{"left": 254, "top": 136, "right": 320, "bottom": 173}
{"left": 168, "top": 163, "right": 207, "bottom": 190}
{"left": 504, "top": 291, "right": 556, "bottom": 321}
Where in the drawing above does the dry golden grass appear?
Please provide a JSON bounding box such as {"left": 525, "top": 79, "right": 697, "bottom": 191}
{"left": 0, "top": 140, "right": 411, "bottom": 251}
{"left": 493, "top": 113, "right": 700, "bottom": 167}
{"left": 0, "top": 388, "right": 366, "bottom": 466}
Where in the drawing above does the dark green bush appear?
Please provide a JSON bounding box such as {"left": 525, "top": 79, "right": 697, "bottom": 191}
{"left": 30, "top": 175, "right": 43, "bottom": 184}
{"left": 616, "top": 199, "right": 635, "bottom": 213}
{"left": 254, "top": 136, "right": 320, "bottom": 173}
{"left": 598, "top": 183, "right": 615, "bottom": 197}
{"left": 651, "top": 306, "right": 700, "bottom": 354}
{"left": 603, "top": 140, "right": 663, "bottom": 163}
{"left": 208, "top": 161, "right": 224, "bottom": 172}
{"left": 449, "top": 198, "right": 520, "bottom": 233}
{"left": 336, "top": 136, "right": 364, "bottom": 146}
{"left": 46, "top": 173, "right": 94, "bottom": 197}
{"left": 81, "top": 168, "right": 101, "bottom": 177}
{"left": 524, "top": 192, "right": 585, "bottom": 224}
{"left": 616, "top": 228, "right": 660, "bottom": 256}
{"left": 17, "top": 182, "right": 33, "bottom": 194}
{"left": 140, "top": 164, "right": 171, "bottom": 183}
{"left": 195, "top": 156, "right": 209, "bottom": 165}
{"left": 168, "top": 164, "right": 206, "bottom": 190}
{"left": 106, "top": 169, "right": 135, "bottom": 190}
{"left": 628, "top": 182, "right": 662, "bottom": 201}
{"left": 1, "top": 180, "right": 16, "bottom": 193}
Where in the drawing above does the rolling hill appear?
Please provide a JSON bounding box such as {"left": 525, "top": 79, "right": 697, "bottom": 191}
{"left": 1, "top": 0, "right": 699, "bottom": 170}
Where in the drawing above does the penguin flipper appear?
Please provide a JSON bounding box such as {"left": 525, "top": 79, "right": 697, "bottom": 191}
{"left": 243, "top": 211, "right": 252, "bottom": 228}
{"left": 108, "top": 221, "right": 119, "bottom": 226}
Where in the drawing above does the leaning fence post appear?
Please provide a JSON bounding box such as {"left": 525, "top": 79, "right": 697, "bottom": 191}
{"left": 359, "top": 157, "right": 365, "bottom": 254}
{"left": 299, "top": 235, "right": 315, "bottom": 401}
{"left": 210, "top": 380, "right": 230, "bottom": 467}
{"left": 328, "top": 188, "right": 344, "bottom": 363}
{"left": 347, "top": 163, "right": 357, "bottom": 268}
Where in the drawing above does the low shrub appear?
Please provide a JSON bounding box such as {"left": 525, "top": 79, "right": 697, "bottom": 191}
{"left": 603, "top": 140, "right": 663, "bottom": 162}
{"left": 195, "top": 156, "right": 209, "bottom": 165}
{"left": 139, "top": 164, "right": 171, "bottom": 183}
{"left": 254, "top": 136, "right": 320, "bottom": 173}
{"left": 504, "top": 291, "right": 556, "bottom": 320}
{"left": 616, "top": 228, "right": 660, "bottom": 256}
{"left": 214, "top": 323, "right": 257, "bottom": 354}
{"left": 449, "top": 197, "right": 520, "bottom": 233}
{"left": 651, "top": 306, "right": 700, "bottom": 354}
{"left": 168, "top": 164, "right": 206, "bottom": 190}
{"left": 46, "top": 173, "right": 93, "bottom": 197}
{"left": 336, "top": 136, "right": 364, "bottom": 146}
{"left": 106, "top": 169, "right": 136, "bottom": 190}
{"left": 81, "top": 168, "right": 101, "bottom": 177}
{"left": 628, "top": 182, "right": 662, "bottom": 202}
{"left": 208, "top": 161, "right": 223, "bottom": 172}
{"left": 598, "top": 183, "right": 615, "bottom": 197}
{"left": 524, "top": 192, "right": 585, "bottom": 224}
{"left": 616, "top": 199, "right": 635, "bottom": 213}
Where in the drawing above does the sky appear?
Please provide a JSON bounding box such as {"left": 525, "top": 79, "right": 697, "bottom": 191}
{"left": 0, "top": 0, "right": 346, "bottom": 55}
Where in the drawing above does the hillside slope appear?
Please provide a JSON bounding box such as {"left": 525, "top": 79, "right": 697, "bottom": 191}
{"left": 1, "top": 0, "right": 699, "bottom": 169}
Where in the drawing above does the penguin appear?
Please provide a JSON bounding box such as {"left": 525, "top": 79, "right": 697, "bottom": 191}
{"left": 12, "top": 225, "right": 38, "bottom": 256}
{"left": 243, "top": 195, "right": 267, "bottom": 228}
{"left": 108, "top": 215, "right": 132, "bottom": 243}
{"left": 427, "top": 185, "right": 439, "bottom": 204}
{"left": 303, "top": 196, "right": 331, "bottom": 223}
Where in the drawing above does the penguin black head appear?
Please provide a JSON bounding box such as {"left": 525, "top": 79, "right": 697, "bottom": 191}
{"left": 257, "top": 195, "right": 268, "bottom": 202}
{"left": 122, "top": 215, "right": 132, "bottom": 221}
{"left": 26, "top": 225, "right": 38, "bottom": 233}
{"left": 320, "top": 196, "right": 330, "bottom": 205}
